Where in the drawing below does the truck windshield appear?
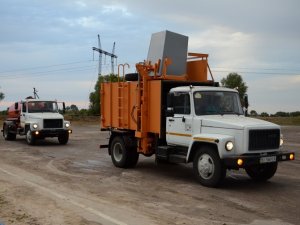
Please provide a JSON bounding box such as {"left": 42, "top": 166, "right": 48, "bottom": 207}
{"left": 27, "top": 101, "right": 58, "bottom": 113}
{"left": 194, "top": 91, "right": 243, "bottom": 116}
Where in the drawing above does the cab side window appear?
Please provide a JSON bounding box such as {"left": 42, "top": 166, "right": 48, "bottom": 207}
{"left": 22, "top": 103, "right": 26, "bottom": 113}
{"left": 173, "top": 92, "right": 190, "bottom": 114}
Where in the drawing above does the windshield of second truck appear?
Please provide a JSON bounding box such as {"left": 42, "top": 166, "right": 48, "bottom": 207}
{"left": 27, "top": 101, "right": 58, "bottom": 113}
{"left": 194, "top": 91, "right": 243, "bottom": 116}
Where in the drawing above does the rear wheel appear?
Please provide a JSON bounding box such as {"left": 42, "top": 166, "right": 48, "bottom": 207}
{"left": 58, "top": 133, "right": 69, "bottom": 145}
{"left": 193, "top": 146, "right": 226, "bottom": 187}
{"left": 3, "top": 124, "right": 16, "bottom": 141}
{"left": 111, "top": 135, "right": 139, "bottom": 168}
{"left": 245, "top": 162, "right": 278, "bottom": 181}
{"left": 26, "top": 129, "right": 35, "bottom": 145}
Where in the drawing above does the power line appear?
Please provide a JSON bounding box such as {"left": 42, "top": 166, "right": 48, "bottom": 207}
{"left": 0, "top": 67, "right": 97, "bottom": 80}
{"left": 212, "top": 66, "right": 300, "bottom": 72}
{"left": 0, "top": 65, "right": 97, "bottom": 78}
{"left": 211, "top": 69, "right": 300, "bottom": 75}
{"left": 0, "top": 60, "right": 93, "bottom": 74}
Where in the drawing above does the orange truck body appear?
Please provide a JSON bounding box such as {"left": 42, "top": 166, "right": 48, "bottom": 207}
{"left": 101, "top": 53, "right": 213, "bottom": 155}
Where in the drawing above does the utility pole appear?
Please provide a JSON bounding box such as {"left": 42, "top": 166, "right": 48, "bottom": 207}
{"left": 33, "top": 87, "right": 39, "bottom": 99}
{"left": 92, "top": 35, "right": 117, "bottom": 77}
{"left": 111, "top": 42, "right": 116, "bottom": 74}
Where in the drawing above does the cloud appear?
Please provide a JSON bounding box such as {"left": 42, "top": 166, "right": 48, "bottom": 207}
{"left": 60, "top": 16, "right": 105, "bottom": 29}
{"left": 101, "top": 4, "right": 131, "bottom": 16}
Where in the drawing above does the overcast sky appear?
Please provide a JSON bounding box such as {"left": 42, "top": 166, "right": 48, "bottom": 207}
{"left": 0, "top": 0, "right": 299, "bottom": 114}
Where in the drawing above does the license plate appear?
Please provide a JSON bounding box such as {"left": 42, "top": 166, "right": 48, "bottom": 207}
{"left": 260, "top": 156, "right": 277, "bottom": 164}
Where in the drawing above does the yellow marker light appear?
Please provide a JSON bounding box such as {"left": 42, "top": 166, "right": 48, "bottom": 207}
{"left": 237, "top": 159, "right": 243, "bottom": 166}
{"left": 35, "top": 131, "right": 39, "bottom": 135}
{"left": 68, "top": 130, "right": 72, "bottom": 134}
{"left": 289, "top": 154, "right": 295, "bottom": 160}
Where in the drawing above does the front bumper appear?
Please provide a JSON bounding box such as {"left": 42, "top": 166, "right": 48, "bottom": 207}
{"left": 31, "top": 129, "right": 72, "bottom": 138}
{"left": 223, "top": 151, "right": 295, "bottom": 169}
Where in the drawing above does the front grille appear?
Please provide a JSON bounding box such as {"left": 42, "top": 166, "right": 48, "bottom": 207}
{"left": 249, "top": 129, "right": 280, "bottom": 151}
{"left": 44, "top": 119, "right": 63, "bottom": 129}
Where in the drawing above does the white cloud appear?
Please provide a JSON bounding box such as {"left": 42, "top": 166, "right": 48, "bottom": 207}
{"left": 101, "top": 4, "right": 132, "bottom": 16}
{"left": 60, "top": 16, "right": 105, "bottom": 29}
{"left": 75, "top": 1, "right": 87, "bottom": 8}
{"left": 188, "top": 26, "right": 256, "bottom": 68}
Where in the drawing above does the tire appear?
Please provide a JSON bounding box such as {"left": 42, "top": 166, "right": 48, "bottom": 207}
{"left": 58, "top": 133, "right": 69, "bottom": 145}
{"left": 26, "top": 129, "right": 35, "bottom": 145}
{"left": 111, "top": 135, "right": 139, "bottom": 168}
{"left": 193, "top": 146, "right": 226, "bottom": 187}
{"left": 125, "top": 73, "right": 139, "bottom": 81}
{"left": 245, "top": 162, "right": 278, "bottom": 182}
{"left": 3, "top": 124, "right": 16, "bottom": 141}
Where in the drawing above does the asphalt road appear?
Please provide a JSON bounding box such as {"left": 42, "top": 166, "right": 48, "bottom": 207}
{"left": 0, "top": 124, "right": 299, "bottom": 225}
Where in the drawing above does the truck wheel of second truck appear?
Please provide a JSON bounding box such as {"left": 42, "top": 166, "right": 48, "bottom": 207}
{"left": 3, "top": 124, "right": 16, "bottom": 141}
{"left": 26, "top": 130, "right": 35, "bottom": 145}
{"left": 245, "top": 162, "right": 278, "bottom": 182}
{"left": 111, "top": 136, "right": 139, "bottom": 168}
{"left": 58, "top": 133, "right": 69, "bottom": 145}
{"left": 193, "top": 147, "right": 226, "bottom": 187}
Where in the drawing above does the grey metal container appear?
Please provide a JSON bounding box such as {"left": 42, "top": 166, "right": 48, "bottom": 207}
{"left": 147, "top": 30, "right": 188, "bottom": 76}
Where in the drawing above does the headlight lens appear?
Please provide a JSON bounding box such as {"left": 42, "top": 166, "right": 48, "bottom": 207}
{"left": 65, "top": 123, "right": 70, "bottom": 128}
{"left": 33, "top": 123, "right": 38, "bottom": 129}
{"left": 280, "top": 137, "right": 283, "bottom": 146}
{"left": 225, "top": 141, "right": 234, "bottom": 151}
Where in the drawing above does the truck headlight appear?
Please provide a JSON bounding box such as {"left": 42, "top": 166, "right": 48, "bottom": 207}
{"left": 280, "top": 137, "right": 283, "bottom": 146}
{"left": 33, "top": 123, "right": 38, "bottom": 129}
{"left": 65, "top": 123, "right": 70, "bottom": 128}
{"left": 225, "top": 141, "right": 234, "bottom": 151}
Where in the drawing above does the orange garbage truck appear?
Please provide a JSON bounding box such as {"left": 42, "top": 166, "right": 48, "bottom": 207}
{"left": 100, "top": 31, "right": 294, "bottom": 187}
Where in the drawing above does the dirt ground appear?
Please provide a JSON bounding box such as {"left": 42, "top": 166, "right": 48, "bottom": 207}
{"left": 0, "top": 124, "right": 299, "bottom": 225}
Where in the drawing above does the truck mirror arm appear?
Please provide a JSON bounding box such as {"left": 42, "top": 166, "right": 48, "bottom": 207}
{"left": 244, "top": 94, "right": 249, "bottom": 117}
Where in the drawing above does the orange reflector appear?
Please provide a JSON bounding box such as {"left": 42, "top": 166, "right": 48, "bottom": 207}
{"left": 237, "top": 159, "right": 243, "bottom": 166}
{"left": 35, "top": 131, "right": 39, "bottom": 135}
{"left": 289, "top": 154, "right": 294, "bottom": 160}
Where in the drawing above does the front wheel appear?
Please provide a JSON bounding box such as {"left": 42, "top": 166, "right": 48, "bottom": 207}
{"left": 58, "top": 133, "right": 69, "bottom": 145}
{"left": 111, "top": 136, "right": 139, "bottom": 168}
{"left": 193, "top": 147, "right": 226, "bottom": 187}
{"left": 245, "top": 162, "right": 278, "bottom": 181}
{"left": 26, "top": 130, "right": 35, "bottom": 145}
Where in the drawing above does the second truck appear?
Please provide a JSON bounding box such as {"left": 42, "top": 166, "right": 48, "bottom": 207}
{"left": 100, "top": 31, "right": 295, "bottom": 187}
{"left": 2, "top": 93, "right": 72, "bottom": 145}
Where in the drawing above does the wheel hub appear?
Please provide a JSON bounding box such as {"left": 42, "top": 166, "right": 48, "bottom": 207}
{"left": 198, "top": 154, "right": 215, "bottom": 179}
{"left": 113, "top": 143, "right": 123, "bottom": 162}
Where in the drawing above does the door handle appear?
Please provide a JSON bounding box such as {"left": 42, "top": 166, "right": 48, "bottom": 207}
{"left": 168, "top": 118, "right": 174, "bottom": 122}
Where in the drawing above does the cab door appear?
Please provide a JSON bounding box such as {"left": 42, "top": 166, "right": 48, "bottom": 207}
{"left": 166, "top": 92, "right": 193, "bottom": 146}
{"left": 20, "top": 102, "right": 27, "bottom": 128}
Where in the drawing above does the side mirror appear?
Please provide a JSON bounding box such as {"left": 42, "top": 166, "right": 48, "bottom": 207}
{"left": 244, "top": 95, "right": 249, "bottom": 116}
{"left": 62, "top": 102, "right": 66, "bottom": 114}
{"left": 14, "top": 102, "right": 18, "bottom": 110}
{"left": 166, "top": 107, "right": 174, "bottom": 117}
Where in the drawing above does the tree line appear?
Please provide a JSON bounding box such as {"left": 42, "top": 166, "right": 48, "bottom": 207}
{"left": 250, "top": 110, "right": 300, "bottom": 117}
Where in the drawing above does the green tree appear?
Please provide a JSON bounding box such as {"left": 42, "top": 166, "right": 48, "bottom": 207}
{"left": 220, "top": 73, "right": 248, "bottom": 105}
{"left": 89, "top": 74, "right": 119, "bottom": 115}
{"left": 250, "top": 110, "right": 258, "bottom": 117}
{"left": 0, "top": 92, "right": 4, "bottom": 101}
{"left": 260, "top": 112, "right": 269, "bottom": 117}
{"left": 275, "top": 111, "right": 290, "bottom": 117}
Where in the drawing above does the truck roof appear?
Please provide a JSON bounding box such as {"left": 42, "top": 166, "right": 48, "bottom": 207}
{"left": 23, "top": 99, "right": 57, "bottom": 102}
{"left": 170, "top": 86, "right": 238, "bottom": 93}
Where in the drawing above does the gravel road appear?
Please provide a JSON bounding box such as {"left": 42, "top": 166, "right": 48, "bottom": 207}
{"left": 0, "top": 124, "right": 299, "bottom": 225}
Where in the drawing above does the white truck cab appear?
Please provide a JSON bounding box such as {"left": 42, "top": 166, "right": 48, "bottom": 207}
{"left": 163, "top": 86, "right": 294, "bottom": 186}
